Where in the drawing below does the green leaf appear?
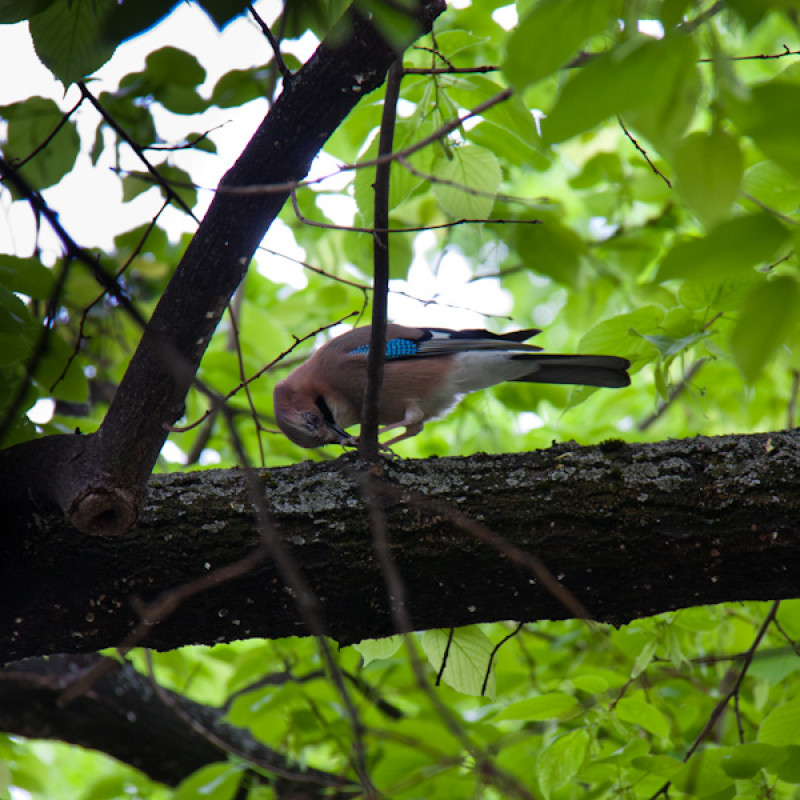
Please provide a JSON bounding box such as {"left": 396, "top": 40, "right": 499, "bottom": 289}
{"left": 773, "top": 745, "right": 800, "bottom": 783}
{"left": 758, "top": 699, "right": 800, "bottom": 746}
{"left": 675, "top": 129, "right": 743, "bottom": 227}
{"left": 0, "top": 332, "right": 31, "bottom": 368}
{"left": 102, "top": 0, "right": 180, "bottom": 46}
{"left": 544, "top": 34, "right": 697, "bottom": 144}
{"left": 631, "top": 637, "right": 658, "bottom": 678}
{"left": 615, "top": 697, "right": 670, "bottom": 738}
{"left": 36, "top": 333, "right": 89, "bottom": 402}
{"left": 634, "top": 330, "right": 708, "bottom": 362}
{"left": 496, "top": 693, "right": 581, "bottom": 721}
{"left": 353, "top": 636, "right": 403, "bottom": 666}
{"left": 431, "top": 144, "right": 501, "bottom": 220}
{"left": 656, "top": 213, "right": 789, "bottom": 283}
{"left": 210, "top": 66, "right": 272, "bottom": 108}
{"left": 0, "top": 256, "right": 55, "bottom": 299}
{"left": 197, "top": 0, "right": 249, "bottom": 28}
{"left": 537, "top": 729, "right": 590, "bottom": 800}
{"left": 578, "top": 305, "right": 665, "bottom": 359}
{"left": 421, "top": 627, "right": 497, "bottom": 698}
{"left": 1, "top": 97, "right": 80, "bottom": 190}
{"left": 732, "top": 81, "right": 800, "bottom": 181}
{"left": 742, "top": 160, "right": 800, "bottom": 215}
{"left": 173, "top": 762, "right": 244, "bottom": 800}
{"left": 115, "top": 47, "right": 207, "bottom": 115}
{"left": 730, "top": 276, "right": 799, "bottom": 382}
{"left": 156, "top": 164, "right": 197, "bottom": 209}
{"left": 516, "top": 218, "right": 584, "bottom": 287}
{"left": 672, "top": 749, "right": 735, "bottom": 797}
{"left": 624, "top": 58, "right": 701, "bottom": 158}
{"left": 0, "top": 0, "right": 56, "bottom": 23}
{"left": 29, "top": 0, "right": 116, "bottom": 86}
{"left": 632, "top": 754, "right": 685, "bottom": 778}
{"left": 122, "top": 171, "right": 156, "bottom": 203}
{"left": 719, "top": 743, "right": 786, "bottom": 779}
{"left": 146, "top": 45, "right": 205, "bottom": 85}
{"left": 660, "top": 0, "right": 692, "bottom": 28}
{"left": 504, "top": 0, "right": 615, "bottom": 89}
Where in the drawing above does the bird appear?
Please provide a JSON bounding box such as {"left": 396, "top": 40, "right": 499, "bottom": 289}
{"left": 273, "top": 324, "right": 631, "bottom": 449}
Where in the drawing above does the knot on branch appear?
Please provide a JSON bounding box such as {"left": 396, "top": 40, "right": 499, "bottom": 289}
{"left": 69, "top": 486, "right": 138, "bottom": 536}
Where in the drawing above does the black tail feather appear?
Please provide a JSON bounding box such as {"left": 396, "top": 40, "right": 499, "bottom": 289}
{"left": 511, "top": 354, "right": 631, "bottom": 388}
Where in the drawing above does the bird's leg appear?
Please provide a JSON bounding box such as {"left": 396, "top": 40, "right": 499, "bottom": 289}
{"left": 377, "top": 405, "right": 425, "bottom": 448}
{"left": 379, "top": 422, "right": 424, "bottom": 448}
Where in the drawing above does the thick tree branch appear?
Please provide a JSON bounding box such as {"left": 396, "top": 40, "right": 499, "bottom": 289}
{"left": 0, "top": 0, "right": 446, "bottom": 538}
{"left": 3, "top": 431, "right": 800, "bottom": 663}
{"left": 0, "top": 654, "right": 357, "bottom": 796}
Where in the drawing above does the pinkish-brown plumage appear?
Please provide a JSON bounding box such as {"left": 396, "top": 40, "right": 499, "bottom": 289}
{"left": 273, "top": 324, "right": 630, "bottom": 449}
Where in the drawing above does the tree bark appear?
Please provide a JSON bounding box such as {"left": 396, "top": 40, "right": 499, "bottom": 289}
{"left": 4, "top": 430, "right": 800, "bottom": 664}
{"left": 0, "top": 0, "right": 446, "bottom": 539}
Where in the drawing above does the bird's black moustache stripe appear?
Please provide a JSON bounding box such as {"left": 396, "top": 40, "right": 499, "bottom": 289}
{"left": 315, "top": 396, "right": 338, "bottom": 426}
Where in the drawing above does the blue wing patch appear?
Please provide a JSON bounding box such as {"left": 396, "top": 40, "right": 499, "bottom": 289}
{"left": 349, "top": 338, "right": 419, "bottom": 360}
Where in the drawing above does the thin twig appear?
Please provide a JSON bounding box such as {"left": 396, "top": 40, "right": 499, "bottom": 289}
{"left": 247, "top": 2, "right": 293, "bottom": 82}
{"left": 435, "top": 628, "right": 456, "bottom": 686}
{"left": 78, "top": 82, "right": 198, "bottom": 220}
{"left": 403, "top": 65, "right": 500, "bottom": 75}
{"left": 481, "top": 622, "right": 524, "bottom": 697}
{"left": 199, "top": 88, "right": 514, "bottom": 198}
{"left": 52, "top": 201, "right": 170, "bottom": 393}
{"left": 12, "top": 96, "right": 84, "bottom": 169}
{"left": 226, "top": 302, "right": 266, "bottom": 466}
{"left": 167, "top": 312, "right": 357, "bottom": 433}
{"left": 290, "top": 190, "right": 540, "bottom": 233}
{"left": 638, "top": 358, "right": 708, "bottom": 432}
{"left": 699, "top": 44, "right": 800, "bottom": 62}
{"left": 618, "top": 117, "right": 672, "bottom": 188}
{"left": 648, "top": 601, "right": 780, "bottom": 800}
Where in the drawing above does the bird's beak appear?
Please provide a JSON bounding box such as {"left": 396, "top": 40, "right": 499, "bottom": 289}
{"left": 327, "top": 421, "right": 349, "bottom": 443}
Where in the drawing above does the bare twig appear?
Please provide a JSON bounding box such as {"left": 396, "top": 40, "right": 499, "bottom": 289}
{"left": 435, "top": 628, "right": 455, "bottom": 686}
{"left": 618, "top": 117, "right": 672, "bottom": 188}
{"left": 78, "top": 83, "right": 198, "bottom": 220}
{"left": 290, "top": 189, "right": 540, "bottom": 232}
{"left": 12, "top": 96, "right": 84, "bottom": 169}
{"left": 481, "top": 622, "right": 524, "bottom": 697}
{"left": 248, "top": 2, "right": 293, "bottom": 83}
{"left": 52, "top": 201, "right": 170, "bottom": 393}
{"left": 638, "top": 358, "right": 708, "bottom": 432}
{"left": 167, "top": 312, "right": 358, "bottom": 433}
{"left": 699, "top": 44, "right": 800, "bottom": 62}
{"left": 648, "top": 601, "right": 779, "bottom": 800}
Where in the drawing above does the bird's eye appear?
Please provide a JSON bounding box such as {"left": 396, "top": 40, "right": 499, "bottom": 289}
{"left": 302, "top": 412, "right": 320, "bottom": 431}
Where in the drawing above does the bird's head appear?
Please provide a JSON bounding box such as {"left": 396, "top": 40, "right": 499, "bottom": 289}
{"left": 273, "top": 381, "right": 348, "bottom": 449}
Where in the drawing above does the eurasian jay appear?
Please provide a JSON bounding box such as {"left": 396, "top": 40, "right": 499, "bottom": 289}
{"left": 273, "top": 324, "right": 631, "bottom": 449}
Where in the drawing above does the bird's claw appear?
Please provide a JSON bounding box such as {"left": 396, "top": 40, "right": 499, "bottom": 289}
{"left": 338, "top": 436, "right": 401, "bottom": 460}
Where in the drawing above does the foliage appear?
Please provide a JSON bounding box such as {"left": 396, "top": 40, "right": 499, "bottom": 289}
{"left": 3, "top": 0, "right": 800, "bottom": 797}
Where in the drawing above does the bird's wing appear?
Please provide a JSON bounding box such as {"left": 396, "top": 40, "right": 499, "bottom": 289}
{"left": 345, "top": 326, "right": 544, "bottom": 360}
{"left": 414, "top": 327, "right": 544, "bottom": 356}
